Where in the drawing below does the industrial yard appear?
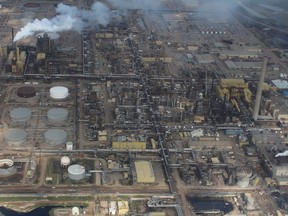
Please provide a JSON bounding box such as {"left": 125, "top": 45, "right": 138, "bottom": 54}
{"left": 0, "top": 0, "right": 288, "bottom": 215}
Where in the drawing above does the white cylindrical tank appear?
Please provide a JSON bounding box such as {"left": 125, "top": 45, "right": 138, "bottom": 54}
{"left": 10, "top": 107, "right": 32, "bottom": 122}
{"left": 4, "top": 129, "right": 28, "bottom": 145}
{"left": 0, "top": 159, "right": 16, "bottom": 177}
{"left": 44, "top": 129, "right": 68, "bottom": 146}
{"left": 50, "top": 86, "right": 69, "bottom": 99}
{"left": 61, "top": 156, "right": 71, "bottom": 167}
{"left": 47, "top": 108, "right": 68, "bottom": 122}
{"left": 66, "top": 141, "right": 73, "bottom": 151}
{"left": 72, "top": 206, "right": 80, "bottom": 216}
{"left": 68, "top": 164, "right": 85, "bottom": 181}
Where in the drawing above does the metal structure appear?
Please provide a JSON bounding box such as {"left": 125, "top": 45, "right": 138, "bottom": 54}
{"left": 44, "top": 129, "right": 68, "bottom": 146}
{"left": 0, "top": 159, "right": 16, "bottom": 177}
{"left": 68, "top": 164, "right": 85, "bottom": 181}
{"left": 17, "top": 86, "right": 36, "bottom": 98}
{"left": 72, "top": 206, "right": 80, "bottom": 216}
{"left": 4, "top": 128, "right": 27, "bottom": 145}
{"left": 60, "top": 156, "right": 71, "bottom": 167}
{"left": 47, "top": 108, "right": 68, "bottom": 122}
{"left": 66, "top": 141, "right": 73, "bottom": 151}
{"left": 252, "top": 57, "right": 268, "bottom": 121}
{"left": 49, "top": 86, "right": 69, "bottom": 99}
{"left": 10, "top": 107, "right": 32, "bottom": 122}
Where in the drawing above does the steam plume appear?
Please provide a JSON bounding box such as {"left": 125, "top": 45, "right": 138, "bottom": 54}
{"left": 275, "top": 150, "right": 288, "bottom": 157}
{"left": 13, "top": 2, "right": 111, "bottom": 42}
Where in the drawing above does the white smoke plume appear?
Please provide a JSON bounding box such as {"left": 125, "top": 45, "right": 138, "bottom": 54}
{"left": 13, "top": 2, "right": 111, "bottom": 42}
{"left": 275, "top": 150, "right": 288, "bottom": 157}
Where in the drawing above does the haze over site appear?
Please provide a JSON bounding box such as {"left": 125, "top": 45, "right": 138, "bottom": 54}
{"left": 14, "top": 0, "right": 286, "bottom": 42}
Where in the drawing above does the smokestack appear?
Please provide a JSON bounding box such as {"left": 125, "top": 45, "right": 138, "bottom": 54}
{"left": 16, "top": 46, "right": 20, "bottom": 64}
{"left": 252, "top": 56, "right": 268, "bottom": 121}
{"left": 11, "top": 27, "right": 14, "bottom": 43}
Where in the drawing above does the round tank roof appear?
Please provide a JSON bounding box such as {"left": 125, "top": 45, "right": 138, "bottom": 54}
{"left": 44, "top": 129, "right": 68, "bottom": 146}
{"left": 4, "top": 129, "right": 27, "bottom": 144}
{"left": 50, "top": 86, "right": 69, "bottom": 99}
{"left": 68, "top": 164, "right": 85, "bottom": 175}
{"left": 10, "top": 107, "right": 32, "bottom": 122}
{"left": 17, "top": 86, "right": 36, "bottom": 98}
{"left": 0, "top": 159, "right": 14, "bottom": 168}
{"left": 47, "top": 108, "right": 68, "bottom": 122}
{"left": 61, "top": 156, "right": 71, "bottom": 166}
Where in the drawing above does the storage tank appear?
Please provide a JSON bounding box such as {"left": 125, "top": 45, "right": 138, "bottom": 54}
{"left": 0, "top": 159, "right": 16, "bottom": 177}
{"left": 10, "top": 107, "right": 32, "bottom": 122}
{"left": 50, "top": 86, "right": 69, "bottom": 99}
{"left": 68, "top": 164, "right": 85, "bottom": 181}
{"left": 17, "top": 86, "right": 36, "bottom": 98}
{"left": 4, "top": 129, "right": 27, "bottom": 145}
{"left": 44, "top": 129, "right": 67, "bottom": 146}
{"left": 66, "top": 141, "right": 73, "bottom": 150}
{"left": 47, "top": 108, "right": 68, "bottom": 122}
{"left": 61, "top": 156, "right": 71, "bottom": 167}
{"left": 72, "top": 207, "right": 80, "bottom": 216}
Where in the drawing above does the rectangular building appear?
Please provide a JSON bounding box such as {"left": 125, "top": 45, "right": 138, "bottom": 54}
{"left": 134, "top": 161, "right": 155, "bottom": 183}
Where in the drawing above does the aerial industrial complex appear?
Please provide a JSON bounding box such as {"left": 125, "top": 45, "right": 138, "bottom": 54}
{"left": 0, "top": 0, "right": 288, "bottom": 215}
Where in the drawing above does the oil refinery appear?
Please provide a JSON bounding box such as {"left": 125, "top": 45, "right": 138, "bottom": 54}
{"left": 0, "top": 0, "right": 287, "bottom": 215}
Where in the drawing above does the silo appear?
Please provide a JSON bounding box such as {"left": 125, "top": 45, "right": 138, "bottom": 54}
{"left": 47, "top": 108, "right": 68, "bottom": 122}
{"left": 17, "top": 86, "right": 36, "bottom": 98}
{"left": 68, "top": 164, "right": 85, "bottom": 181}
{"left": 10, "top": 107, "right": 32, "bottom": 122}
{"left": 4, "top": 129, "right": 27, "bottom": 145}
{"left": 60, "top": 156, "right": 71, "bottom": 168}
{"left": 66, "top": 141, "right": 73, "bottom": 151}
{"left": 50, "top": 86, "right": 69, "bottom": 99}
{"left": 44, "top": 129, "right": 67, "bottom": 146}
{"left": 0, "top": 159, "right": 16, "bottom": 177}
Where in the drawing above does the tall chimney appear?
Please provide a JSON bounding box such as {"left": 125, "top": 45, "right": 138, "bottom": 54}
{"left": 252, "top": 56, "right": 268, "bottom": 121}
{"left": 11, "top": 27, "right": 14, "bottom": 43}
{"left": 16, "top": 46, "right": 20, "bottom": 63}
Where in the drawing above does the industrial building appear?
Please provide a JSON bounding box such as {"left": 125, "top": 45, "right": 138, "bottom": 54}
{"left": 219, "top": 50, "right": 259, "bottom": 59}
{"left": 225, "top": 60, "right": 263, "bottom": 70}
{"left": 0, "top": 0, "right": 285, "bottom": 215}
{"left": 216, "top": 79, "right": 252, "bottom": 103}
{"left": 134, "top": 161, "right": 155, "bottom": 183}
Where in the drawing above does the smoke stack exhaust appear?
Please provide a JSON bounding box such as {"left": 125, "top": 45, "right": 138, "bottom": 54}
{"left": 252, "top": 56, "right": 268, "bottom": 121}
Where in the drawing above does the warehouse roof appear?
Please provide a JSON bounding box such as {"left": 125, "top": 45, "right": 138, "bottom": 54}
{"left": 272, "top": 79, "right": 288, "bottom": 89}
{"left": 134, "top": 161, "right": 155, "bottom": 183}
{"left": 194, "top": 54, "right": 214, "bottom": 64}
{"left": 225, "top": 60, "right": 262, "bottom": 69}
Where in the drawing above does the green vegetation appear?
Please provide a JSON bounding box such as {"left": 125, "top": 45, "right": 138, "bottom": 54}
{"left": 47, "top": 196, "right": 94, "bottom": 201}
{"left": 0, "top": 197, "right": 38, "bottom": 202}
{"left": 0, "top": 195, "right": 94, "bottom": 203}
